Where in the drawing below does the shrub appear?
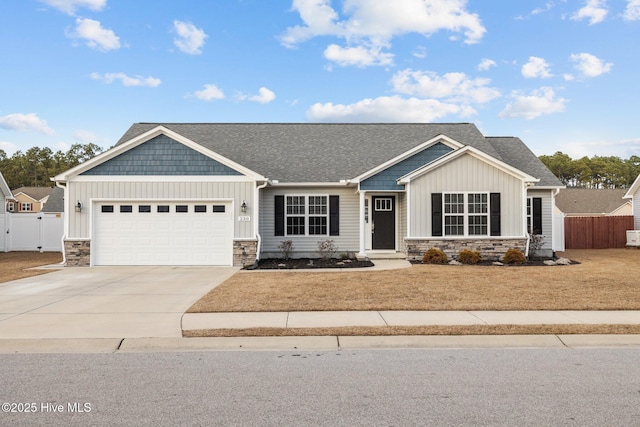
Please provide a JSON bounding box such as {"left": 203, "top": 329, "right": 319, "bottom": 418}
{"left": 458, "top": 249, "right": 482, "bottom": 265}
{"left": 278, "top": 240, "right": 294, "bottom": 260}
{"left": 422, "top": 248, "right": 448, "bottom": 264}
{"left": 316, "top": 239, "right": 337, "bottom": 260}
{"left": 503, "top": 248, "right": 526, "bottom": 265}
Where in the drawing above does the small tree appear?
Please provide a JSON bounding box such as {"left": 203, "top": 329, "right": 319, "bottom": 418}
{"left": 528, "top": 232, "right": 544, "bottom": 259}
{"left": 278, "top": 240, "right": 294, "bottom": 260}
{"left": 316, "top": 239, "right": 337, "bottom": 260}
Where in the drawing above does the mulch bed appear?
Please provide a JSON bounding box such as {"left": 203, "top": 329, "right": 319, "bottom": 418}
{"left": 252, "top": 258, "right": 375, "bottom": 270}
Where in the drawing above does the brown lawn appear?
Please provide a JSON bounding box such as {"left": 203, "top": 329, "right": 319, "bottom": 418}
{"left": 188, "top": 249, "right": 640, "bottom": 313}
{"left": 0, "top": 252, "right": 63, "bottom": 283}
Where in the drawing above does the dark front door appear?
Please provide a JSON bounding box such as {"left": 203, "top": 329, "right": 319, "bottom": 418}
{"left": 371, "top": 196, "right": 395, "bottom": 250}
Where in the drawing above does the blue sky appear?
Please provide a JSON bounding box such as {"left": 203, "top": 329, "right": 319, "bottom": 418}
{"left": 1, "top": 0, "right": 639, "bottom": 159}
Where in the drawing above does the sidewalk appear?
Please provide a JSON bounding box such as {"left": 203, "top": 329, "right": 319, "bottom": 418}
{"left": 182, "top": 310, "right": 640, "bottom": 330}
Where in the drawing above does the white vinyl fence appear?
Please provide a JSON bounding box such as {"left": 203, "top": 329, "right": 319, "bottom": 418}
{"left": 2, "top": 212, "right": 64, "bottom": 252}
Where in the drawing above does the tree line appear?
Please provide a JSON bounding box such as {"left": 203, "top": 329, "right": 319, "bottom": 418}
{"left": 0, "top": 143, "right": 103, "bottom": 190}
{"left": 538, "top": 152, "right": 640, "bottom": 189}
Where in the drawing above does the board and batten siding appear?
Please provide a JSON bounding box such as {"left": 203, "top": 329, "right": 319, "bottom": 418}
{"left": 408, "top": 153, "right": 525, "bottom": 237}
{"left": 260, "top": 186, "right": 360, "bottom": 258}
{"left": 67, "top": 179, "right": 254, "bottom": 239}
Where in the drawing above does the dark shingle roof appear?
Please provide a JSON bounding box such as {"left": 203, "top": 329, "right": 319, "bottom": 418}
{"left": 555, "top": 188, "right": 629, "bottom": 215}
{"left": 41, "top": 186, "right": 64, "bottom": 213}
{"left": 486, "top": 137, "right": 564, "bottom": 187}
{"left": 116, "top": 123, "right": 561, "bottom": 186}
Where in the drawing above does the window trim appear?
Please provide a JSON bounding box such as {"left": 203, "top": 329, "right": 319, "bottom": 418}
{"left": 442, "top": 192, "right": 489, "bottom": 237}
{"left": 284, "top": 194, "right": 329, "bottom": 237}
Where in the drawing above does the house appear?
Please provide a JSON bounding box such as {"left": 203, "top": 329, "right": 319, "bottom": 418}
{"left": 555, "top": 188, "right": 632, "bottom": 217}
{"left": 8, "top": 186, "right": 54, "bottom": 213}
{"left": 624, "top": 174, "right": 640, "bottom": 231}
{"left": 53, "top": 123, "right": 565, "bottom": 267}
{"left": 1, "top": 172, "right": 13, "bottom": 251}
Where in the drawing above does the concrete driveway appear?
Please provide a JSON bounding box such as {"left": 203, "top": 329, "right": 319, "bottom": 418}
{"left": 0, "top": 266, "right": 238, "bottom": 339}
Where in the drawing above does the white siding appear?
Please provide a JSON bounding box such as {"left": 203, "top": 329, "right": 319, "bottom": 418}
{"left": 67, "top": 179, "right": 254, "bottom": 239}
{"left": 633, "top": 188, "right": 640, "bottom": 230}
{"left": 260, "top": 186, "right": 360, "bottom": 258}
{"left": 408, "top": 154, "right": 525, "bottom": 237}
{"left": 527, "top": 189, "right": 555, "bottom": 253}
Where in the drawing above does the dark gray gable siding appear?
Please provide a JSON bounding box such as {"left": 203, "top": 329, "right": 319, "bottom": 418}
{"left": 81, "top": 135, "right": 242, "bottom": 176}
{"left": 360, "top": 142, "right": 454, "bottom": 191}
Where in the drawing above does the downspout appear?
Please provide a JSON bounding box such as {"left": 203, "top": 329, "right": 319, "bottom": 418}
{"left": 246, "top": 180, "right": 269, "bottom": 269}
{"left": 55, "top": 180, "right": 68, "bottom": 266}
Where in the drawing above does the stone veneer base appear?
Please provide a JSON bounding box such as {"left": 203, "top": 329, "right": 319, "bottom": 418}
{"left": 64, "top": 240, "right": 91, "bottom": 267}
{"left": 405, "top": 238, "right": 528, "bottom": 262}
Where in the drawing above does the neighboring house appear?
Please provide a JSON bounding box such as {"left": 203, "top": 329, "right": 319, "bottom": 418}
{"left": 555, "top": 188, "right": 632, "bottom": 217}
{"left": 8, "top": 187, "right": 54, "bottom": 213}
{"left": 1, "top": 172, "right": 13, "bottom": 251}
{"left": 41, "top": 186, "right": 64, "bottom": 214}
{"left": 53, "top": 123, "right": 565, "bottom": 267}
{"left": 624, "top": 174, "right": 640, "bottom": 231}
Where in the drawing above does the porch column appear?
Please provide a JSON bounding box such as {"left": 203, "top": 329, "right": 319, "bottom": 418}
{"left": 358, "top": 190, "right": 366, "bottom": 257}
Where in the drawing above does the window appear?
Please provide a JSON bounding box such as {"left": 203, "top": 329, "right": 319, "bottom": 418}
{"left": 120, "top": 205, "right": 133, "bottom": 213}
{"left": 443, "top": 193, "right": 488, "bottom": 237}
{"left": 176, "top": 205, "right": 188, "bottom": 213}
{"left": 285, "top": 195, "right": 328, "bottom": 236}
{"left": 194, "top": 205, "right": 207, "bottom": 213}
{"left": 7, "top": 202, "right": 14, "bottom": 212}
{"left": 286, "top": 196, "right": 306, "bottom": 235}
{"left": 374, "top": 198, "right": 392, "bottom": 211}
{"left": 212, "top": 205, "right": 225, "bottom": 213}
{"left": 138, "top": 205, "right": 151, "bottom": 213}
{"left": 21, "top": 202, "right": 33, "bottom": 212}
{"left": 444, "top": 193, "right": 465, "bottom": 236}
{"left": 157, "top": 205, "right": 170, "bottom": 213}
{"left": 527, "top": 197, "right": 543, "bottom": 234}
{"left": 101, "top": 205, "right": 114, "bottom": 213}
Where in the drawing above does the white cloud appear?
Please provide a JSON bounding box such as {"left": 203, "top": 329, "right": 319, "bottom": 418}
{"left": 281, "top": 0, "right": 485, "bottom": 67}
{"left": 307, "top": 96, "right": 467, "bottom": 122}
{"left": 0, "top": 141, "right": 19, "bottom": 155}
{"left": 391, "top": 69, "right": 500, "bottom": 104}
{"left": 72, "top": 129, "right": 107, "bottom": 143}
{"left": 173, "top": 20, "right": 207, "bottom": 55}
{"left": 38, "top": 0, "right": 106, "bottom": 15}
{"left": 324, "top": 43, "right": 394, "bottom": 67}
{"left": 67, "top": 18, "right": 120, "bottom": 51}
{"left": 521, "top": 56, "right": 553, "bottom": 79}
{"left": 249, "top": 87, "right": 276, "bottom": 104}
{"left": 624, "top": 0, "right": 640, "bottom": 20}
{"left": 193, "top": 84, "right": 225, "bottom": 101}
{"left": 571, "top": 0, "right": 608, "bottom": 25}
{"left": 499, "top": 87, "right": 567, "bottom": 120}
{"left": 90, "top": 72, "right": 161, "bottom": 87}
{"left": 0, "top": 113, "right": 55, "bottom": 135}
{"left": 477, "top": 58, "right": 496, "bottom": 71}
{"left": 570, "top": 52, "right": 613, "bottom": 77}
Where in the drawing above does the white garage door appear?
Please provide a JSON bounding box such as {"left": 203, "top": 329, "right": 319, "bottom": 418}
{"left": 93, "top": 201, "right": 233, "bottom": 266}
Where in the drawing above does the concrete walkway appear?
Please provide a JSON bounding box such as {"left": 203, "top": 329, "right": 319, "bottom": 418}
{"left": 182, "top": 310, "right": 640, "bottom": 330}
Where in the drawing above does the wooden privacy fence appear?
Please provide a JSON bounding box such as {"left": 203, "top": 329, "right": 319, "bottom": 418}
{"left": 564, "top": 215, "right": 634, "bottom": 249}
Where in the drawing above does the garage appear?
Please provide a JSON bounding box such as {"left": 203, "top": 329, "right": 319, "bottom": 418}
{"left": 93, "top": 201, "right": 234, "bottom": 266}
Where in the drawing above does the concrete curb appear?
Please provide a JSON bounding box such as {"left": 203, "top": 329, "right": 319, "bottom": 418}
{"left": 3, "top": 335, "right": 640, "bottom": 353}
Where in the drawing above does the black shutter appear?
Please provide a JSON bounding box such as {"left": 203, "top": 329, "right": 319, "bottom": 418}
{"left": 532, "top": 197, "right": 543, "bottom": 234}
{"left": 275, "top": 195, "right": 285, "bottom": 236}
{"left": 432, "top": 193, "right": 443, "bottom": 237}
{"left": 329, "top": 195, "right": 339, "bottom": 236}
{"left": 490, "top": 193, "right": 501, "bottom": 236}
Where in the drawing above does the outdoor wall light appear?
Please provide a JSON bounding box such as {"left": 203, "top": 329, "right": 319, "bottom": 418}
{"left": 75, "top": 201, "right": 83, "bottom": 212}
{"left": 240, "top": 201, "right": 248, "bottom": 213}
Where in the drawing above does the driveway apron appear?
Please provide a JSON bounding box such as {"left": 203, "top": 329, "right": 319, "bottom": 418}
{"left": 0, "top": 266, "right": 238, "bottom": 339}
